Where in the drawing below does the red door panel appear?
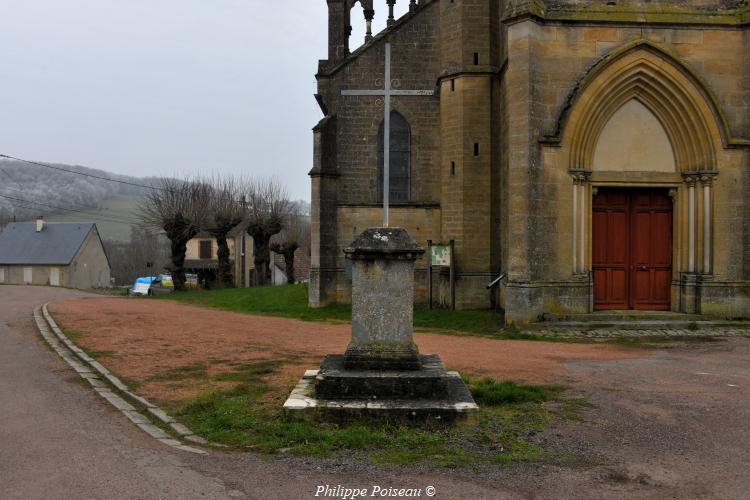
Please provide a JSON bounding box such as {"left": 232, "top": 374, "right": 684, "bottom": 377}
{"left": 593, "top": 189, "right": 672, "bottom": 311}
{"left": 592, "top": 191, "right": 629, "bottom": 310}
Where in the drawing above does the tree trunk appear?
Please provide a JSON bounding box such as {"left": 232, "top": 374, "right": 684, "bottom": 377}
{"left": 248, "top": 220, "right": 282, "bottom": 286}
{"left": 282, "top": 248, "right": 296, "bottom": 284}
{"left": 164, "top": 214, "right": 196, "bottom": 292}
{"left": 253, "top": 233, "right": 272, "bottom": 285}
{"left": 169, "top": 235, "right": 189, "bottom": 291}
{"left": 215, "top": 235, "right": 234, "bottom": 288}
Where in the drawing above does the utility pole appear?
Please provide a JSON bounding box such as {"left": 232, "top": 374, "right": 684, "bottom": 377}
{"left": 241, "top": 195, "right": 247, "bottom": 288}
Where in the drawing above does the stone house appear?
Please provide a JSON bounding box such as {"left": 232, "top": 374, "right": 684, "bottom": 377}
{"left": 271, "top": 249, "right": 312, "bottom": 285}
{"left": 309, "top": 0, "right": 750, "bottom": 324}
{"left": 0, "top": 219, "right": 111, "bottom": 289}
{"left": 185, "top": 227, "right": 254, "bottom": 287}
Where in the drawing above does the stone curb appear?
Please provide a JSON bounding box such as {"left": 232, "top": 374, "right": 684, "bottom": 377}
{"left": 34, "top": 304, "right": 209, "bottom": 454}
{"left": 529, "top": 328, "right": 750, "bottom": 339}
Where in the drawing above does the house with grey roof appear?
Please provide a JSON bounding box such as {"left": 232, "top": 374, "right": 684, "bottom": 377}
{"left": 0, "top": 218, "right": 110, "bottom": 289}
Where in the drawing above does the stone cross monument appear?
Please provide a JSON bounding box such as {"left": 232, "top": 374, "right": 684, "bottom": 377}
{"left": 285, "top": 227, "right": 478, "bottom": 423}
{"left": 285, "top": 35, "right": 475, "bottom": 425}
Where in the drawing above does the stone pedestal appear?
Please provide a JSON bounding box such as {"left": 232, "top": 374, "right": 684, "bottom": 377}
{"left": 344, "top": 228, "right": 423, "bottom": 370}
{"left": 285, "top": 228, "right": 478, "bottom": 425}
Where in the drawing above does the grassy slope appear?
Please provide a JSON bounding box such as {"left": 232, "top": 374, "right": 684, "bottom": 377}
{"left": 44, "top": 195, "right": 143, "bottom": 241}
{"left": 162, "top": 284, "right": 508, "bottom": 336}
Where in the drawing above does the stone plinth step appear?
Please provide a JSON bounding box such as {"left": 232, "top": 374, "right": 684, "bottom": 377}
{"left": 285, "top": 369, "right": 478, "bottom": 425}
{"left": 315, "top": 354, "right": 450, "bottom": 400}
{"left": 532, "top": 311, "right": 750, "bottom": 331}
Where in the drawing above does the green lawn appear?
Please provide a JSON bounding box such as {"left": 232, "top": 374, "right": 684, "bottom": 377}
{"left": 161, "top": 284, "right": 510, "bottom": 337}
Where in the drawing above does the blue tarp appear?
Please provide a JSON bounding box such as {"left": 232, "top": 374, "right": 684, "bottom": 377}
{"left": 134, "top": 277, "right": 158, "bottom": 285}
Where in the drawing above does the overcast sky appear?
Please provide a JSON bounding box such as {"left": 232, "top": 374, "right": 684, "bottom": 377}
{"left": 0, "top": 1, "right": 409, "bottom": 201}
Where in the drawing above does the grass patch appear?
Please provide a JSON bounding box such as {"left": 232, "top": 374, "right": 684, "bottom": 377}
{"left": 89, "top": 350, "right": 116, "bottom": 358}
{"left": 174, "top": 363, "right": 579, "bottom": 468}
{"left": 469, "top": 378, "right": 562, "bottom": 406}
{"left": 214, "top": 360, "right": 287, "bottom": 382}
{"left": 162, "top": 284, "right": 515, "bottom": 338}
{"left": 60, "top": 326, "right": 82, "bottom": 342}
{"left": 161, "top": 285, "right": 352, "bottom": 323}
{"left": 147, "top": 363, "right": 209, "bottom": 382}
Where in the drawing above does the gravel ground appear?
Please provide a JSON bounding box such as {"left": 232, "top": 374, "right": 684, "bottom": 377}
{"left": 49, "top": 298, "right": 639, "bottom": 402}
{"left": 183, "top": 332, "right": 750, "bottom": 499}
{"left": 5, "top": 288, "right": 750, "bottom": 498}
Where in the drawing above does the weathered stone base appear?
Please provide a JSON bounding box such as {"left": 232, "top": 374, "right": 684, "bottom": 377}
{"left": 317, "top": 354, "right": 447, "bottom": 399}
{"left": 283, "top": 368, "right": 478, "bottom": 425}
{"left": 503, "top": 279, "right": 592, "bottom": 326}
{"left": 343, "top": 344, "right": 421, "bottom": 370}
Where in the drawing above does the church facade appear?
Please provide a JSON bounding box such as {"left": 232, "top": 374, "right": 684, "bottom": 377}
{"left": 309, "top": 0, "right": 750, "bottom": 325}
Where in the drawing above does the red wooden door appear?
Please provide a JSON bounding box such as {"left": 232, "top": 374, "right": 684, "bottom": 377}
{"left": 593, "top": 189, "right": 672, "bottom": 311}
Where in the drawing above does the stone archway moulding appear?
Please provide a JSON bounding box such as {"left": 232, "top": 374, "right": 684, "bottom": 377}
{"left": 542, "top": 41, "right": 747, "bottom": 168}
{"left": 549, "top": 42, "right": 734, "bottom": 287}
{"left": 562, "top": 44, "right": 725, "bottom": 172}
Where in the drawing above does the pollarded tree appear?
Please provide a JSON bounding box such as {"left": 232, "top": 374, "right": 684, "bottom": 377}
{"left": 139, "top": 178, "right": 211, "bottom": 291}
{"left": 270, "top": 207, "right": 310, "bottom": 285}
{"left": 244, "top": 178, "right": 290, "bottom": 286}
{"left": 206, "top": 176, "right": 244, "bottom": 288}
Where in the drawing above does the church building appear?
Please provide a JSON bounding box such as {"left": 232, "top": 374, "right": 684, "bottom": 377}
{"left": 309, "top": 0, "right": 750, "bottom": 325}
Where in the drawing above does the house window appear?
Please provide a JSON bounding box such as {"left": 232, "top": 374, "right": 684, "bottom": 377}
{"left": 378, "top": 111, "right": 411, "bottom": 203}
{"left": 199, "top": 240, "right": 212, "bottom": 259}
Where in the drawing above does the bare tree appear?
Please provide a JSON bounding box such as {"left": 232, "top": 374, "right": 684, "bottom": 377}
{"left": 244, "top": 178, "right": 290, "bottom": 286}
{"left": 139, "top": 178, "right": 211, "bottom": 291}
{"left": 271, "top": 208, "right": 310, "bottom": 284}
{"left": 103, "top": 226, "right": 170, "bottom": 286}
{"left": 206, "top": 176, "right": 244, "bottom": 288}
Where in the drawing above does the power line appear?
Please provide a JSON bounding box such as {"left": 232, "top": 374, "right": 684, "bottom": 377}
{"left": 0, "top": 167, "right": 21, "bottom": 189}
{"left": 0, "top": 193, "right": 143, "bottom": 225}
{"left": 0, "top": 194, "right": 166, "bottom": 237}
{"left": 0, "top": 154, "right": 163, "bottom": 192}
{"left": 0, "top": 153, "right": 251, "bottom": 206}
{"left": 0, "top": 184, "right": 143, "bottom": 223}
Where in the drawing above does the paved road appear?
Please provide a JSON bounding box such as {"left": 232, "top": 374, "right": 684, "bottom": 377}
{"left": 0, "top": 287, "right": 238, "bottom": 499}
{"left": 0, "top": 286, "right": 501, "bottom": 499}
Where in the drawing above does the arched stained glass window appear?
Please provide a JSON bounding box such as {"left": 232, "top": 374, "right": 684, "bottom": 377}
{"left": 378, "top": 111, "right": 410, "bottom": 203}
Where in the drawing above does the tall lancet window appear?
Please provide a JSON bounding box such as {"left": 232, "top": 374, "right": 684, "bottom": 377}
{"left": 378, "top": 111, "right": 411, "bottom": 203}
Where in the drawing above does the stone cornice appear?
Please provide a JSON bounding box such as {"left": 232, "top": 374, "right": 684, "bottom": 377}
{"left": 437, "top": 59, "right": 508, "bottom": 83}
{"left": 503, "top": 3, "right": 750, "bottom": 27}
{"left": 337, "top": 202, "right": 440, "bottom": 209}
{"left": 308, "top": 167, "right": 341, "bottom": 179}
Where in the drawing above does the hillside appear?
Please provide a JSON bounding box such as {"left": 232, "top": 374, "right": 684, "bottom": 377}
{"left": 0, "top": 158, "right": 155, "bottom": 225}
{"left": 43, "top": 195, "right": 145, "bottom": 242}
{"left": 0, "top": 158, "right": 311, "bottom": 242}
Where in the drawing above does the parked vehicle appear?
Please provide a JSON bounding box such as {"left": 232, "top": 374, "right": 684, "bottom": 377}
{"left": 128, "top": 275, "right": 174, "bottom": 296}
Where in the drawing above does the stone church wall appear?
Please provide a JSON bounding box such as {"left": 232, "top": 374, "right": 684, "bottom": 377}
{"left": 312, "top": 0, "right": 750, "bottom": 322}
{"left": 502, "top": 13, "right": 750, "bottom": 323}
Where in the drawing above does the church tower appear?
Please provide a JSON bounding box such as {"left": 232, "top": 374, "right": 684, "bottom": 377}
{"left": 438, "top": 0, "right": 503, "bottom": 308}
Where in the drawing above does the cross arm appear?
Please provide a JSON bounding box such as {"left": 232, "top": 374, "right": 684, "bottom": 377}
{"left": 341, "top": 90, "right": 387, "bottom": 96}
{"left": 390, "top": 90, "right": 435, "bottom": 96}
